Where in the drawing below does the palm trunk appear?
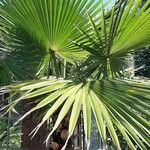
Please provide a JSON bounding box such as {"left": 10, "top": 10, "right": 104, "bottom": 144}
{"left": 21, "top": 101, "right": 47, "bottom": 150}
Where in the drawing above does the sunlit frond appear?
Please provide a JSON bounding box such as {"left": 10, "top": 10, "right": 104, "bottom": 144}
{"left": 3, "top": 78, "right": 150, "bottom": 150}
{"left": 73, "top": 0, "right": 150, "bottom": 78}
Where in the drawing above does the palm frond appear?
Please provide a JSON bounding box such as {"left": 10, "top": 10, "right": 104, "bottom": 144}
{"left": 73, "top": 0, "right": 150, "bottom": 78}
{"left": 0, "top": 27, "right": 46, "bottom": 85}
{"left": 3, "top": 78, "right": 150, "bottom": 150}
{"left": 0, "top": 0, "right": 106, "bottom": 61}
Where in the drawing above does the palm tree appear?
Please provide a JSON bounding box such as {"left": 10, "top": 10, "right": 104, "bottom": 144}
{"left": 0, "top": 0, "right": 150, "bottom": 150}
{"left": 0, "top": 0, "right": 104, "bottom": 149}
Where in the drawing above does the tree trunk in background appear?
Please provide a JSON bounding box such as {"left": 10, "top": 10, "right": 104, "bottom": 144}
{"left": 21, "top": 101, "right": 47, "bottom": 150}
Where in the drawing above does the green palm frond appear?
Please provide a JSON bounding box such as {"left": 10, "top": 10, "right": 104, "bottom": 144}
{"left": 0, "top": 27, "right": 46, "bottom": 85}
{"left": 3, "top": 78, "right": 150, "bottom": 150}
{"left": 73, "top": 0, "right": 150, "bottom": 78}
{"left": 0, "top": 0, "right": 105, "bottom": 61}
{"left": 0, "top": 0, "right": 108, "bottom": 81}
{"left": 0, "top": 11, "right": 47, "bottom": 85}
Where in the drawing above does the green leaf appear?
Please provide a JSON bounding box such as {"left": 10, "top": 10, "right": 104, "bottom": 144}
{"left": 82, "top": 85, "right": 91, "bottom": 143}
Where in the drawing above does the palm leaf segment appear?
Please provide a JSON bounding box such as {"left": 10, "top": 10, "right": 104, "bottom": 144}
{"left": 5, "top": 79, "right": 150, "bottom": 150}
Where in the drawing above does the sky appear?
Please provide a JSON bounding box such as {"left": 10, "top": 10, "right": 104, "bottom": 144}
{"left": 104, "top": 0, "right": 115, "bottom": 8}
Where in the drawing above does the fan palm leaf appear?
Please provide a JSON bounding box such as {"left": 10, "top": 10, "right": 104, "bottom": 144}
{"left": 0, "top": 26, "right": 46, "bottom": 85}
{"left": 0, "top": 0, "right": 105, "bottom": 61}
{"left": 3, "top": 78, "right": 150, "bottom": 150}
{"left": 0, "top": 11, "right": 47, "bottom": 85}
{"left": 73, "top": 0, "right": 150, "bottom": 78}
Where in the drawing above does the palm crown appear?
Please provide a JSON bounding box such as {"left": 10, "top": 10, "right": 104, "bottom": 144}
{"left": 0, "top": 0, "right": 150, "bottom": 150}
